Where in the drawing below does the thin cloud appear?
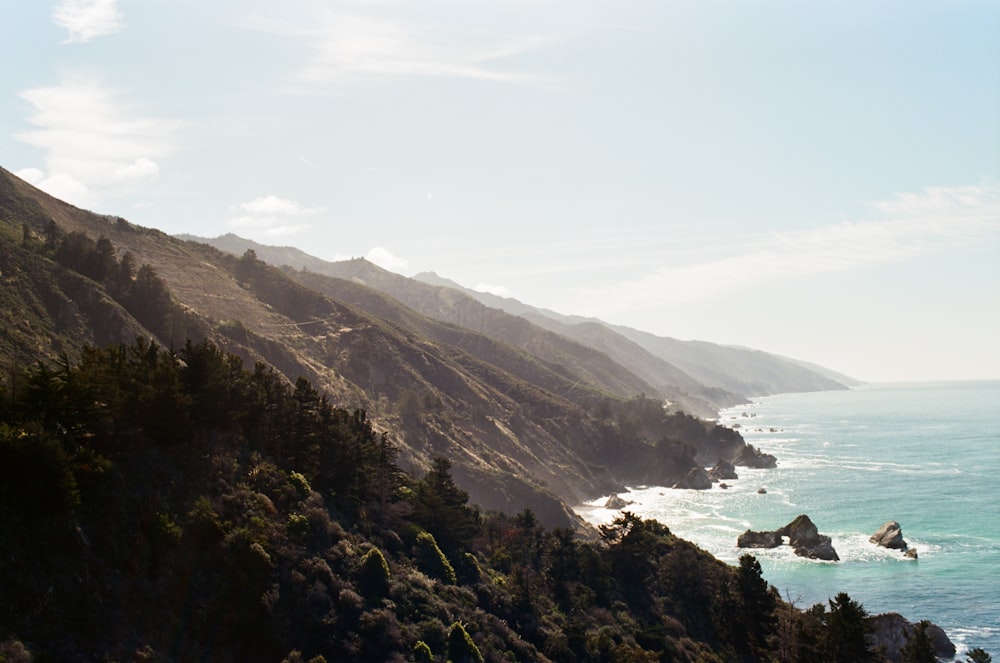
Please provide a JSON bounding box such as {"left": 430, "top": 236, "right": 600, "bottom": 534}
{"left": 244, "top": 8, "right": 549, "bottom": 88}
{"left": 576, "top": 182, "right": 1000, "bottom": 316}
{"left": 474, "top": 283, "right": 511, "bottom": 297}
{"left": 365, "top": 246, "right": 410, "bottom": 273}
{"left": 53, "top": 0, "right": 125, "bottom": 44}
{"left": 228, "top": 194, "right": 323, "bottom": 237}
{"left": 15, "top": 79, "right": 177, "bottom": 206}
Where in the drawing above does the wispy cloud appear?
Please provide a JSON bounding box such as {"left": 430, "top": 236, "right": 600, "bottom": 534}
{"left": 228, "top": 195, "right": 324, "bottom": 237}
{"left": 53, "top": 0, "right": 125, "bottom": 44}
{"left": 575, "top": 182, "right": 1000, "bottom": 316}
{"left": 243, "top": 6, "right": 549, "bottom": 88}
{"left": 366, "top": 246, "right": 410, "bottom": 273}
{"left": 15, "top": 79, "right": 177, "bottom": 206}
{"left": 474, "top": 283, "right": 511, "bottom": 297}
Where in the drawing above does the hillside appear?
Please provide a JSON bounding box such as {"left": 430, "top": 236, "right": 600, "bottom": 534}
{"left": 181, "top": 232, "right": 853, "bottom": 413}
{"left": 411, "top": 270, "right": 854, "bottom": 398}
{"left": 2, "top": 167, "right": 774, "bottom": 528}
{"left": 0, "top": 168, "right": 964, "bottom": 663}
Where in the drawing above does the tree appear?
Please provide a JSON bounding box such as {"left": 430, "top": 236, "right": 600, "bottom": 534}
{"left": 409, "top": 457, "right": 478, "bottom": 554}
{"left": 901, "top": 620, "right": 937, "bottom": 663}
{"left": 967, "top": 648, "right": 993, "bottom": 663}
{"left": 824, "top": 592, "right": 875, "bottom": 663}
{"left": 734, "top": 554, "right": 777, "bottom": 656}
{"left": 447, "top": 622, "right": 483, "bottom": 663}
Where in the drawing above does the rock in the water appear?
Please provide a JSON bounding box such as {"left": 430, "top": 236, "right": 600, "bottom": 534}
{"left": 870, "top": 613, "right": 956, "bottom": 663}
{"left": 737, "top": 529, "right": 783, "bottom": 548}
{"left": 870, "top": 521, "right": 908, "bottom": 550}
{"left": 604, "top": 494, "right": 632, "bottom": 510}
{"left": 794, "top": 535, "right": 840, "bottom": 561}
{"left": 707, "top": 459, "right": 738, "bottom": 482}
{"left": 672, "top": 467, "right": 712, "bottom": 490}
{"left": 737, "top": 514, "right": 840, "bottom": 560}
{"left": 757, "top": 487, "right": 767, "bottom": 494}
{"left": 904, "top": 548, "right": 918, "bottom": 559}
{"left": 719, "top": 482, "right": 729, "bottom": 489}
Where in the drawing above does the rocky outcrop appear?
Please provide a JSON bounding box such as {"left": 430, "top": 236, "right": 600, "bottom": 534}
{"left": 672, "top": 467, "right": 712, "bottom": 490}
{"left": 707, "top": 459, "right": 738, "bottom": 482}
{"left": 870, "top": 613, "right": 956, "bottom": 663}
{"left": 737, "top": 514, "right": 840, "bottom": 561}
{"left": 604, "top": 495, "right": 633, "bottom": 510}
{"left": 737, "top": 530, "right": 782, "bottom": 548}
{"left": 870, "top": 521, "right": 908, "bottom": 550}
{"left": 732, "top": 444, "right": 778, "bottom": 469}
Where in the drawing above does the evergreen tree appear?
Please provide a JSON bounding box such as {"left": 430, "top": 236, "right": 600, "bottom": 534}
{"left": 824, "top": 592, "right": 875, "bottom": 663}
{"left": 901, "top": 620, "right": 937, "bottom": 663}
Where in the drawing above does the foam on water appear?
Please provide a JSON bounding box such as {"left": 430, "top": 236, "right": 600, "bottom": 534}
{"left": 577, "top": 381, "right": 1000, "bottom": 656}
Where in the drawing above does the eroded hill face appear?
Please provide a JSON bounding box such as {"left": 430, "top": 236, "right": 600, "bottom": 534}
{"left": 0, "top": 167, "right": 799, "bottom": 526}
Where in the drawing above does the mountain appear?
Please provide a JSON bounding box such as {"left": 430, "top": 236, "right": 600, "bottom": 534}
{"left": 181, "top": 232, "right": 853, "bottom": 412}
{"left": 411, "top": 270, "right": 854, "bottom": 398}
{"left": 2, "top": 168, "right": 958, "bottom": 662}
{"left": 3, "top": 167, "right": 777, "bottom": 529}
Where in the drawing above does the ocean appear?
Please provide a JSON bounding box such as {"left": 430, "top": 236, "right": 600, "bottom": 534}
{"left": 577, "top": 381, "right": 1000, "bottom": 657}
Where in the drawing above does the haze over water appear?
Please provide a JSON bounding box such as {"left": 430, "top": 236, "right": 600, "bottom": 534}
{"left": 579, "top": 381, "right": 1000, "bottom": 656}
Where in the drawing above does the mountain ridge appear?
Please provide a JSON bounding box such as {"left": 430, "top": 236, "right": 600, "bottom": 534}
{"left": 182, "top": 232, "right": 854, "bottom": 409}
{"left": 4, "top": 167, "right": 779, "bottom": 529}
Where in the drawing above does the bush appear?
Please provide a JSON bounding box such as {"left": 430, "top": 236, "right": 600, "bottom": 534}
{"left": 414, "top": 532, "right": 456, "bottom": 585}
{"left": 447, "top": 622, "right": 483, "bottom": 663}
{"left": 359, "top": 547, "right": 391, "bottom": 598}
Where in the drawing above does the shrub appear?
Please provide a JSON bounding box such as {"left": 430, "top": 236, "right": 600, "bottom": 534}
{"left": 414, "top": 532, "right": 456, "bottom": 585}
{"left": 447, "top": 622, "right": 483, "bottom": 663}
{"left": 359, "top": 547, "right": 391, "bottom": 598}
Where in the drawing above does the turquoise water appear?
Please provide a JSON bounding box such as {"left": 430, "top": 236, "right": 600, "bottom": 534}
{"left": 577, "top": 381, "right": 1000, "bottom": 656}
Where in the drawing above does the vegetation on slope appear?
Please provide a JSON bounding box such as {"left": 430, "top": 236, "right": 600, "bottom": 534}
{"left": 0, "top": 339, "right": 940, "bottom": 662}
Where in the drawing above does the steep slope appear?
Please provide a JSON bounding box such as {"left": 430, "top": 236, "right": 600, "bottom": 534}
{"left": 181, "top": 233, "right": 735, "bottom": 415}
{"left": 2, "top": 168, "right": 771, "bottom": 527}
{"left": 178, "top": 234, "right": 664, "bottom": 402}
{"left": 413, "top": 270, "right": 853, "bottom": 398}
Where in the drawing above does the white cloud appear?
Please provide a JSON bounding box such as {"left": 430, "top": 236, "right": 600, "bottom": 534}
{"left": 16, "top": 169, "right": 90, "bottom": 203}
{"left": 576, "top": 182, "right": 1000, "bottom": 316}
{"left": 53, "top": 0, "right": 125, "bottom": 44}
{"left": 244, "top": 8, "right": 548, "bottom": 87}
{"left": 365, "top": 246, "right": 410, "bottom": 273}
{"left": 474, "top": 283, "right": 511, "bottom": 297}
{"left": 228, "top": 194, "right": 323, "bottom": 237}
{"left": 15, "top": 79, "right": 176, "bottom": 206}
{"left": 113, "top": 157, "right": 159, "bottom": 181}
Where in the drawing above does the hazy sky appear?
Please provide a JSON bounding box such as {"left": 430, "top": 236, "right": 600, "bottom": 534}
{"left": 4, "top": 0, "right": 999, "bottom": 382}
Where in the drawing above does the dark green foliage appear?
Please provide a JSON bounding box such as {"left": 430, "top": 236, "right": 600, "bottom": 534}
{"left": 901, "top": 620, "right": 938, "bottom": 663}
{"left": 410, "top": 457, "right": 479, "bottom": 554}
{"left": 0, "top": 338, "right": 941, "bottom": 662}
{"left": 447, "top": 622, "right": 484, "bottom": 663}
{"left": 414, "top": 531, "right": 457, "bottom": 584}
{"left": 967, "top": 647, "right": 993, "bottom": 663}
{"left": 824, "top": 592, "right": 877, "bottom": 663}
{"left": 413, "top": 640, "right": 433, "bottom": 662}
{"left": 359, "top": 547, "right": 391, "bottom": 599}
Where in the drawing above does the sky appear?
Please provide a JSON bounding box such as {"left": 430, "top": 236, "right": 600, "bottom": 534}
{"left": 3, "top": 0, "right": 999, "bottom": 382}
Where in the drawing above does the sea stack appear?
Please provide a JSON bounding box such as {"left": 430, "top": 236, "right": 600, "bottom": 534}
{"left": 870, "top": 521, "right": 908, "bottom": 550}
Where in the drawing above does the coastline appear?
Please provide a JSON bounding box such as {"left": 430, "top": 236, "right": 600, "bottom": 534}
{"left": 575, "top": 381, "right": 1000, "bottom": 656}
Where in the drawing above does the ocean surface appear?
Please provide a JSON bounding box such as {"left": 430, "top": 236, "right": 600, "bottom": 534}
{"left": 577, "top": 381, "right": 1000, "bottom": 656}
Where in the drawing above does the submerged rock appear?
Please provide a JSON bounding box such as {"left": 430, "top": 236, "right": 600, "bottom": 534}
{"left": 870, "top": 521, "right": 908, "bottom": 550}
